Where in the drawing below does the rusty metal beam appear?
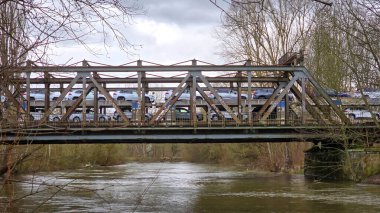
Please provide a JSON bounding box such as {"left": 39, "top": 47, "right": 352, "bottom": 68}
{"left": 89, "top": 75, "right": 130, "bottom": 124}
{"left": 18, "top": 65, "right": 303, "bottom": 73}
{"left": 198, "top": 74, "right": 241, "bottom": 124}
{"left": 61, "top": 85, "right": 92, "bottom": 121}
{"left": 149, "top": 74, "right": 191, "bottom": 124}
{"left": 291, "top": 85, "right": 327, "bottom": 125}
{"left": 38, "top": 74, "right": 81, "bottom": 124}
{"left": 301, "top": 68, "right": 351, "bottom": 124}
{"left": 13, "top": 77, "right": 289, "bottom": 84}
{"left": 196, "top": 84, "right": 224, "bottom": 120}
{"left": 261, "top": 76, "right": 299, "bottom": 121}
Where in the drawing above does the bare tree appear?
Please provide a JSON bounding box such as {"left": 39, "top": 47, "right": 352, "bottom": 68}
{"left": 0, "top": 1, "right": 141, "bottom": 209}
{"left": 215, "top": 0, "right": 316, "bottom": 65}
{"left": 0, "top": 0, "right": 141, "bottom": 65}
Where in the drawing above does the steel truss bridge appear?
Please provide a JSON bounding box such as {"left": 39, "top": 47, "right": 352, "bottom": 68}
{"left": 0, "top": 57, "right": 379, "bottom": 144}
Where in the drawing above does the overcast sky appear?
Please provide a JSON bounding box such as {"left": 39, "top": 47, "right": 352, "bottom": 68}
{"left": 50, "top": 0, "right": 228, "bottom": 65}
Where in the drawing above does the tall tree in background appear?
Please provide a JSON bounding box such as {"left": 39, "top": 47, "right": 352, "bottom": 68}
{"left": 216, "top": 0, "right": 316, "bottom": 65}
{"left": 0, "top": 2, "right": 140, "bottom": 207}
{"left": 212, "top": 0, "right": 320, "bottom": 171}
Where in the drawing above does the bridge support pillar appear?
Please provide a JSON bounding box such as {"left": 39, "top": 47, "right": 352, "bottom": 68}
{"left": 304, "top": 143, "right": 380, "bottom": 182}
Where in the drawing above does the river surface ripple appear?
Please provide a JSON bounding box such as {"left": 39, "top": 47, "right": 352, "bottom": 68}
{"left": 1, "top": 162, "right": 380, "bottom": 212}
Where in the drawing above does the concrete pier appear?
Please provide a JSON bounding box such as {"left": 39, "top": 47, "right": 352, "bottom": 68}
{"left": 304, "top": 143, "right": 380, "bottom": 182}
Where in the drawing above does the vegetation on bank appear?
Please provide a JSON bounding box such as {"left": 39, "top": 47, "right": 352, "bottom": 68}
{"left": 7, "top": 143, "right": 311, "bottom": 174}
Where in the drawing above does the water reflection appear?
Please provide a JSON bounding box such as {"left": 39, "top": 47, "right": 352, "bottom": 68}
{"left": 1, "top": 162, "right": 379, "bottom": 212}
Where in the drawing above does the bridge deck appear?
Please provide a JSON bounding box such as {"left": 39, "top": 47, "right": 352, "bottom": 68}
{"left": 2, "top": 123, "right": 379, "bottom": 144}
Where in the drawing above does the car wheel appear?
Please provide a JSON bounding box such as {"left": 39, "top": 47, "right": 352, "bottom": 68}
{"left": 30, "top": 97, "right": 35, "bottom": 101}
{"left": 349, "top": 114, "right": 356, "bottom": 120}
{"left": 98, "top": 97, "right": 106, "bottom": 101}
{"left": 117, "top": 97, "right": 126, "bottom": 101}
{"left": 29, "top": 115, "right": 34, "bottom": 121}
{"left": 211, "top": 115, "right": 218, "bottom": 121}
{"left": 258, "top": 96, "right": 266, "bottom": 99}
{"left": 52, "top": 97, "right": 58, "bottom": 101}
{"left": 144, "top": 115, "right": 150, "bottom": 121}
{"left": 73, "top": 117, "right": 81, "bottom": 122}
{"left": 99, "top": 117, "right": 106, "bottom": 122}
{"left": 241, "top": 96, "right": 247, "bottom": 100}
{"left": 145, "top": 97, "right": 151, "bottom": 103}
{"left": 53, "top": 117, "right": 60, "bottom": 122}
{"left": 72, "top": 97, "right": 78, "bottom": 100}
{"left": 196, "top": 96, "right": 203, "bottom": 100}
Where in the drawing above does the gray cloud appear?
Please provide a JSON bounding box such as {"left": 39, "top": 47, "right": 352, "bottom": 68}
{"left": 139, "top": 0, "right": 225, "bottom": 26}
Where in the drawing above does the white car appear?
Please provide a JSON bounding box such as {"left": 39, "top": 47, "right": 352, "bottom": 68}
{"left": 23, "top": 89, "right": 60, "bottom": 101}
{"left": 66, "top": 90, "right": 106, "bottom": 101}
{"left": 344, "top": 108, "right": 380, "bottom": 120}
{"left": 210, "top": 110, "right": 248, "bottom": 121}
{"left": 28, "top": 109, "right": 62, "bottom": 121}
{"left": 164, "top": 89, "right": 203, "bottom": 101}
{"left": 112, "top": 89, "right": 155, "bottom": 103}
{"left": 208, "top": 89, "right": 248, "bottom": 100}
{"left": 69, "top": 110, "right": 111, "bottom": 122}
{"left": 113, "top": 110, "right": 152, "bottom": 122}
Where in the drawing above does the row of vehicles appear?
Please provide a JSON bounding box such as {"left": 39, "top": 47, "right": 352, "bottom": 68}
{"left": 164, "top": 88, "right": 295, "bottom": 101}
{"left": 23, "top": 89, "right": 155, "bottom": 103}
{"left": 20, "top": 87, "right": 380, "bottom": 104}
{"left": 29, "top": 108, "right": 201, "bottom": 122}
{"left": 28, "top": 106, "right": 380, "bottom": 122}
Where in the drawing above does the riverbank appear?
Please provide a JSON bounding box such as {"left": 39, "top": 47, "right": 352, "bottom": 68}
{"left": 363, "top": 174, "right": 380, "bottom": 185}
{"left": 5, "top": 143, "right": 308, "bottom": 175}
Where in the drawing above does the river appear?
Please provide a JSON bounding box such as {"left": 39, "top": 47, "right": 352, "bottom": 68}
{"left": 1, "top": 162, "right": 380, "bottom": 212}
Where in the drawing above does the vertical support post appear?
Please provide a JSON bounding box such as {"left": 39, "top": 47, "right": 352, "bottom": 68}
{"left": 60, "top": 83, "right": 64, "bottom": 114}
{"left": 285, "top": 74, "right": 290, "bottom": 125}
{"left": 191, "top": 60, "right": 197, "bottom": 128}
{"left": 82, "top": 60, "right": 87, "bottom": 125}
{"left": 103, "top": 83, "right": 107, "bottom": 114}
{"left": 301, "top": 77, "right": 306, "bottom": 124}
{"left": 141, "top": 72, "right": 147, "bottom": 123}
{"left": 237, "top": 71, "right": 242, "bottom": 116}
{"left": 137, "top": 60, "right": 143, "bottom": 126}
{"left": 247, "top": 69, "right": 252, "bottom": 126}
{"left": 191, "top": 75, "right": 197, "bottom": 127}
{"left": 285, "top": 91, "right": 290, "bottom": 125}
{"left": 94, "top": 81, "right": 98, "bottom": 124}
{"left": 44, "top": 73, "right": 50, "bottom": 114}
{"left": 26, "top": 71, "right": 31, "bottom": 121}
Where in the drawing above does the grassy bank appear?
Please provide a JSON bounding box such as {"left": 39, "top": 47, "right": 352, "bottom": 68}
{"left": 2, "top": 143, "right": 311, "bottom": 174}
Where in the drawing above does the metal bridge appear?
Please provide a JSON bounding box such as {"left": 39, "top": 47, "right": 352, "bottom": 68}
{"left": 1, "top": 55, "right": 379, "bottom": 144}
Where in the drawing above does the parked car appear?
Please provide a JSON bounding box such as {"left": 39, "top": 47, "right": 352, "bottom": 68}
{"left": 208, "top": 89, "right": 247, "bottom": 100}
{"left": 28, "top": 108, "right": 62, "bottom": 121}
{"left": 174, "top": 108, "right": 203, "bottom": 121}
{"left": 113, "top": 110, "right": 152, "bottom": 122}
{"left": 23, "top": 89, "right": 60, "bottom": 101}
{"left": 69, "top": 109, "right": 111, "bottom": 122}
{"left": 164, "top": 89, "right": 203, "bottom": 101}
{"left": 253, "top": 88, "right": 275, "bottom": 99}
{"left": 66, "top": 90, "right": 106, "bottom": 101}
{"left": 344, "top": 108, "right": 380, "bottom": 120}
{"left": 253, "top": 88, "right": 295, "bottom": 101}
{"left": 112, "top": 89, "right": 155, "bottom": 103}
{"left": 210, "top": 110, "right": 248, "bottom": 121}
